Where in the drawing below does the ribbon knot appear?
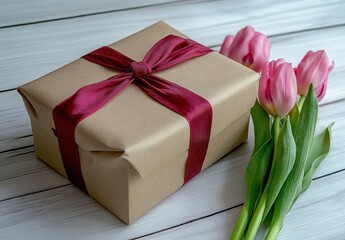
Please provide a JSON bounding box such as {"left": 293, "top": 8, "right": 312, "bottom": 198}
{"left": 130, "top": 61, "right": 152, "bottom": 78}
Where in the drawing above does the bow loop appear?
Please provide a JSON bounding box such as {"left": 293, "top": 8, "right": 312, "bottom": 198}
{"left": 143, "top": 35, "right": 212, "bottom": 72}
{"left": 130, "top": 62, "right": 152, "bottom": 78}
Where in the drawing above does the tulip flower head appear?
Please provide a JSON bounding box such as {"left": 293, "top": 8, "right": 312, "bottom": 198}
{"left": 220, "top": 26, "right": 271, "bottom": 73}
{"left": 258, "top": 59, "right": 297, "bottom": 117}
{"left": 294, "top": 50, "right": 334, "bottom": 102}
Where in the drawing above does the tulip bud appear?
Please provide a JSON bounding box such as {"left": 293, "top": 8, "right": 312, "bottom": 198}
{"left": 294, "top": 50, "right": 334, "bottom": 102}
{"left": 259, "top": 59, "right": 297, "bottom": 117}
{"left": 220, "top": 26, "right": 270, "bottom": 73}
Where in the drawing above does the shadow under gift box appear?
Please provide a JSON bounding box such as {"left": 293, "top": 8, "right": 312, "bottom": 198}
{"left": 17, "top": 21, "right": 258, "bottom": 224}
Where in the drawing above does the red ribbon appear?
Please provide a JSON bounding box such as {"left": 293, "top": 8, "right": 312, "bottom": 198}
{"left": 52, "top": 35, "right": 213, "bottom": 192}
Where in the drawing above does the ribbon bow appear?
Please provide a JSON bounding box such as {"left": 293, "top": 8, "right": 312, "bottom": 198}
{"left": 53, "top": 35, "right": 213, "bottom": 192}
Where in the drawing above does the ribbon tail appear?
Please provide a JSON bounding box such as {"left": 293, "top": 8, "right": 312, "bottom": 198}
{"left": 136, "top": 75, "right": 213, "bottom": 184}
{"left": 52, "top": 73, "right": 134, "bottom": 191}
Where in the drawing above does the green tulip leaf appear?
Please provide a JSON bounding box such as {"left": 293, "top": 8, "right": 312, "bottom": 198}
{"left": 230, "top": 100, "right": 273, "bottom": 240}
{"left": 285, "top": 124, "right": 333, "bottom": 216}
{"left": 245, "top": 139, "right": 273, "bottom": 218}
{"left": 245, "top": 100, "right": 272, "bottom": 193}
{"left": 251, "top": 99, "right": 271, "bottom": 153}
{"left": 301, "top": 123, "right": 333, "bottom": 193}
{"left": 267, "top": 84, "right": 318, "bottom": 236}
{"left": 263, "top": 117, "right": 296, "bottom": 219}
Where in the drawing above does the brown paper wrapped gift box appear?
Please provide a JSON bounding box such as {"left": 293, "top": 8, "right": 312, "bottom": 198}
{"left": 17, "top": 21, "right": 258, "bottom": 224}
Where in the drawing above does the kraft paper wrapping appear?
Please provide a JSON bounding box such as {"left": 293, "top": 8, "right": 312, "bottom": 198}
{"left": 18, "top": 21, "right": 259, "bottom": 223}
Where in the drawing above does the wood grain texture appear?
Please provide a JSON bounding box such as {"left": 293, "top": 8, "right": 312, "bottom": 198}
{"left": 0, "top": 147, "right": 71, "bottom": 201}
{"left": 1, "top": 0, "right": 345, "bottom": 239}
{"left": 0, "top": 91, "right": 31, "bottom": 147}
{"left": 0, "top": 0, "right": 344, "bottom": 91}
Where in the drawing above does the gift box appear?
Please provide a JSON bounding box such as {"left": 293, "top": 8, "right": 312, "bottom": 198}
{"left": 17, "top": 21, "right": 258, "bottom": 224}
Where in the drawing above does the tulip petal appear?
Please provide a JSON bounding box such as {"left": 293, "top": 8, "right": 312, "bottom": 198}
{"left": 329, "top": 60, "right": 335, "bottom": 72}
{"left": 228, "top": 26, "right": 255, "bottom": 62}
{"left": 309, "top": 51, "right": 329, "bottom": 87}
{"left": 258, "top": 62, "right": 276, "bottom": 116}
{"left": 296, "top": 60, "right": 311, "bottom": 95}
{"left": 249, "top": 33, "right": 271, "bottom": 72}
{"left": 242, "top": 53, "right": 254, "bottom": 67}
{"left": 220, "top": 35, "right": 235, "bottom": 57}
{"left": 315, "top": 58, "right": 334, "bottom": 102}
{"left": 315, "top": 81, "right": 327, "bottom": 102}
{"left": 270, "top": 58, "right": 286, "bottom": 77}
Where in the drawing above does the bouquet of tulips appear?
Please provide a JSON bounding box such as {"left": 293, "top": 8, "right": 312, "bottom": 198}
{"left": 220, "top": 26, "right": 334, "bottom": 240}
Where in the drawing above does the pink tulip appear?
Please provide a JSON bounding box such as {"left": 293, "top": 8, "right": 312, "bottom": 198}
{"left": 258, "top": 59, "right": 297, "bottom": 117}
{"left": 220, "top": 26, "right": 271, "bottom": 73}
{"left": 294, "top": 50, "right": 334, "bottom": 102}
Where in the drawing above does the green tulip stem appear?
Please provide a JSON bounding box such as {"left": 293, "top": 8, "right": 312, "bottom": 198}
{"left": 244, "top": 189, "right": 267, "bottom": 240}
{"left": 245, "top": 116, "right": 281, "bottom": 240}
{"left": 265, "top": 220, "right": 283, "bottom": 240}
{"left": 272, "top": 116, "right": 280, "bottom": 158}
{"left": 230, "top": 202, "right": 249, "bottom": 240}
{"left": 298, "top": 95, "right": 306, "bottom": 110}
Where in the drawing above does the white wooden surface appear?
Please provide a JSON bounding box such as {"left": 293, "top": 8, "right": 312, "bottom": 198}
{"left": 0, "top": 0, "right": 344, "bottom": 239}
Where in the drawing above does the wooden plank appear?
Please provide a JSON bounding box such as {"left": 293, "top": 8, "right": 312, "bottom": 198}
{"left": 0, "top": 168, "right": 70, "bottom": 202}
{"left": 0, "top": 150, "right": 344, "bottom": 240}
{"left": 0, "top": 0, "right": 344, "bottom": 91}
{"left": 0, "top": 91, "right": 32, "bottom": 149}
{"left": 140, "top": 170, "right": 345, "bottom": 240}
{"left": 0, "top": 0, "right": 186, "bottom": 28}
{"left": 0, "top": 146, "right": 37, "bottom": 181}
{"left": 0, "top": 144, "right": 69, "bottom": 201}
